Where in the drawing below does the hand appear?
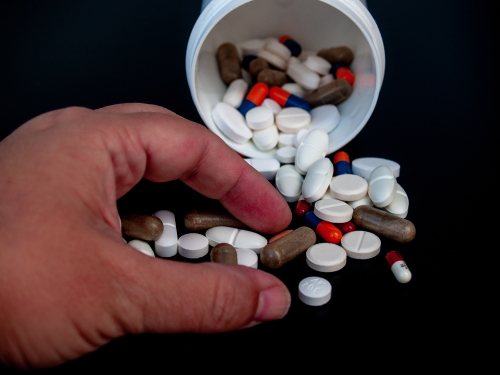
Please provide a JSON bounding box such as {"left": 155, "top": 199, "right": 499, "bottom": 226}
{"left": 0, "top": 104, "right": 292, "bottom": 369}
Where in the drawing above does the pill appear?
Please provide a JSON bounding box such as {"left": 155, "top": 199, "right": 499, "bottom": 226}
{"left": 286, "top": 62, "right": 321, "bottom": 91}
{"left": 276, "top": 146, "right": 297, "bottom": 164}
{"left": 205, "top": 226, "right": 268, "bottom": 254}
{"left": 319, "top": 74, "right": 335, "bottom": 87}
{"left": 278, "top": 132, "right": 295, "bottom": 148}
{"left": 281, "top": 83, "right": 308, "bottom": 98}
{"left": 294, "top": 129, "right": 310, "bottom": 148}
{"left": 269, "top": 230, "right": 293, "bottom": 244}
{"left": 329, "top": 174, "right": 368, "bottom": 201}
{"left": 245, "top": 158, "right": 280, "bottom": 180}
{"left": 257, "top": 68, "right": 288, "bottom": 87}
{"left": 302, "top": 158, "right": 333, "bottom": 203}
{"left": 386, "top": 251, "right": 412, "bottom": 284}
{"left": 251, "top": 124, "right": 279, "bottom": 151}
{"left": 245, "top": 106, "right": 274, "bottom": 130}
{"left": 241, "top": 38, "right": 266, "bottom": 56}
{"left": 279, "top": 35, "right": 291, "bottom": 44}
{"left": 335, "top": 67, "right": 355, "bottom": 86}
{"left": 249, "top": 57, "right": 270, "bottom": 77}
{"left": 306, "top": 243, "right": 346, "bottom": 272}
{"left": 235, "top": 248, "right": 258, "bottom": 268}
{"left": 320, "top": 189, "right": 335, "bottom": 200}
{"left": 257, "top": 49, "right": 288, "bottom": 70}
{"left": 368, "top": 165, "right": 397, "bottom": 207}
{"left": 298, "top": 277, "right": 331, "bottom": 306}
{"left": 298, "top": 50, "right": 317, "bottom": 62}
{"left": 261, "top": 98, "right": 282, "bottom": 114}
{"left": 294, "top": 196, "right": 312, "bottom": 217}
{"left": 384, "top": 184, "right": 409, "bottom": 218}
{"left": 222, "top": 78, "right": 248, "bottom": 108}
{"left": 120, "top": 214, "right": 164, "bottom": 241}
{"left": 184, "top": 209, "right": 246, "bottom": 232}
{"left": 212, "top": 102, "right": 252, "bottom": 144}
{"left": 287, "top": 56, "right": 301, "bottom": 67}
{"left": 217, "top": 43, "right": 242, "bottom": 85}
{"left": 240, "top": 68, "right": 253, "bottom": 86}
{"left": 265, "top": 39, "right": 292, "bottom": 61}
{"left": 351, "top": 157, "right": 401, "bottom": 179}
{"left": 275, "top": 164, "right": 304, "bottom": 202}
{"left": 210, "top": 243, "right": 238, "bottom": 264}
{"left": 260, "top": 226, "right": 316, "bottom": 269}
{"left": 341, "top": 231, "right": 381, "bottom": 259}
{"left": 241, "top": 54, "right": 257, "bottom": 71}
{"left": 269, "top": 86, "right": 310, "bottom": 112}
{"left": 333, "top": 151, "right": 351, "bottom": 176}
{"left": 314, "top": 198, "right": 353, "bottom": 223}
{"left": 303, "top": 79, "right": 352, "bottom": 108}
{"left": 153, "top": 210, "right": 178, "bottom": 257}
{"left": 353, "top": 205, "right": 416, "bottom": 243}
{"left": 335, "top": 221, "right": 356, "bottom": 235}
{"left": 310, "top": 104, "right": 340, "bottom": 133}
{"left": 279, "top": 35, "right": 302, "bottom": 57}
{"left": 178, "top": 233, "right": 210, "bottom": 259}
{"left": 304, "top": 211, "right": 342, "bottom": 244}
{"left": 238, "top": 82, "right": 269, "bottom": 116}
{"left": 295, "top": 129, "right": 329, "bottom": 175}
{"left": 317, "top": 46, "right": 354, "bottom": 66}
{"left": 303, "top": 55, "right": 332, "bottom": 75}
{"left": 275, "top": 107, "right": 311, "bottom": 134}
{"left": 347, "top": 194, "right": 374, "bottom": 209}
{"left": 128, "top": 239, "right": 155, "bottom": 257}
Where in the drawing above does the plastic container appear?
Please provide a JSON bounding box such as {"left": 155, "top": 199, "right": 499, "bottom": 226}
{"left": 186, "top": 0, "right": 384, "bottom": 158}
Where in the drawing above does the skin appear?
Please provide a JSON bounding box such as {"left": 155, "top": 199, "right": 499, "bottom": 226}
{"left": 0, "top": 103, "right": 292, "bottom": 369}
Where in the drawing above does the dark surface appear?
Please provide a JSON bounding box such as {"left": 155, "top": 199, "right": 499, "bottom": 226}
{"left": 1, "top": 0, "right": 495, "bottom": 370}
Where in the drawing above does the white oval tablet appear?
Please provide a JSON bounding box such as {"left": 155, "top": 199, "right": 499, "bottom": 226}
{"left": 178, "top": 233, "right": 209, "bottom": 259}
{"left": 310, "top": 105, "right": 340, "bottom": 133}
{"left": 276, "top": 146, "right": 297, "bottom": 164}
{"left": 240, "top": 38, "right": 265, "bottom": 56}
{"left": 384, "top": 184, "right": 409, "bottom": 218}
{"left": 294, "top": 128, "right": 310, "bottom": 148}
{"left": 286, "top": 62, "right": 321, "bottom": 91}
{"left": 222, "top": 79, "right": 248, "bottom": 108}
{"left": 275, "top": 164, "right": 304, "bottom": 202}
{"left": 347, "top": 194, "right": 374, "bottom": 209}
{"left": 261, "top": 98, "right": 282, "bottom": 114}
{"left": 314, "top": 199, "right": 353, "bottom": 223}
{"left": 341, "top": 231, "right": 381, "bottom": 259}
{"left": 352, "top": 157, "right": 401, "bottom": 179}
{"left": 295, "top": 129, "right": 329, "bottom": 175}
{"left": 368, "top": 165, "right": 397, "bottom": 207}
{"left": 319, "top": 74, "right": 334, "bottom": 87}
{"left": 257, "top": 49, "right": 287, "bottom": 70}
{"left": 278, "top": 132, "right": 295, "bottom": 148}
{"left": 212, "top": 102, "right": 252, "bottom": 144}
{"left": 298, "top": 277, "right": 331, "bottom": 306}
{"left": 205, "top": 227, "right": 267, "bottom": 254}
{"left": 236, "top": 248, "right": 258, "bottom": 268}
{"left": 329, "top": 174, "right": 368, "bottom": 201}
{"left": 306, "top": 243, "right": 346, "bottom": 272}
{"left": 128, "top": 239, "right": 155, "bottom": 257}
{"left": 153, "top": 210, "right": 177, "bottom": 257}
{"left": 302, "top": 158, "right": 333, "bottom": 203}
{"left": 252, "top": 124, "right": 279, "bottom": 151}
{"left": 245, "top": 158, "right": 280, "bottom": 180}
{"left": 276, "top": 107, "right": 311, "bottom": 134}
{"left": 265, "top": 40, "right": 291, "bottom": 61}
{"left": 245, "top": 106, "right": 274, "bottom": 130}
{"left": 303, "top": 55, "right": 332, "bottom": 75}
{"left": 281, "top": 83, "right": 307, "bottom": 98}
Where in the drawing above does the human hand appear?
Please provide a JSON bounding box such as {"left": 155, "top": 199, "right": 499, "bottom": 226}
{"left": 0, "top": 104, "right": 292, "bottom": 368}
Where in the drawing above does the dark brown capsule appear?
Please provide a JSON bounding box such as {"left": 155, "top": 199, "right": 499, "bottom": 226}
{"left": 249, "top": 57, "right": 270, "bottom": 77}
{"left": 217, "top": 42, "right": 242, "bottom": 85}
{"left": 260, "top": 227, "right": 316, "bottom": 269}
{"left": 184, "top": 209, "right": 246, "bottom": 232}
{"left": 353, "top": 206, "right": 416, "bottom": 244}
{"left": 257, "top": 68, "right": 287, "bottom": 87}
{"left": 120, "top": 214, "right": 164, "bottom": 241}
{"left": 211, "top": 243, "right": 238, "bottom": 264}
{"left": 303, "top": 79, "right": 352, "bottom": 108}
{"left": 317, "top": 46, "right": 354, "bottom": 66}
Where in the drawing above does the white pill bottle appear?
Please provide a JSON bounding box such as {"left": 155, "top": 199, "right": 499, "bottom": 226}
{"left": 186, "top": 0, "right": 384, "bottom": 158}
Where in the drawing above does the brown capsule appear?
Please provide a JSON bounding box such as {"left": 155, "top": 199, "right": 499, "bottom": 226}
{"left": 217, "top": 43, "right": 242, "bottom": 85}
{"left": 120, "top": 214, "right": 164, "bottom": 241}
{"left": 260, "top": 227, "right": 316, "bottom": 269}
{"left": 184, "top": 209, "right": 246, "bottom": 232}
{"left": 353, "top": 206, "right": 416, "bottom": 244}
{"left": 317, "top": 46, "right": 354, "bottom": 66}
{"left": 268, "top": 230, "right": 293, "bottom": 244}
{"left": 303, "top": 78, "right": 352, "bottom": 108}
{"left": 211, "top": 243, "right": 238, "bottom": 264}
{"left": 257, "top": 68, "right": 287, "bottom": 87}
{"left": 249, "top": 57, "right": 270, "bottom": 77}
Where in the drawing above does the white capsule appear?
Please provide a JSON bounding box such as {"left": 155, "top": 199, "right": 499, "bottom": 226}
{"left": 392, "top": 261, "right": 412, "bottom": 283}
{"left": 205, "top": 227, "right": 267, "bottom": 254}
{"left": 298, "top": 277, "right": 331, "bottom": 306}
{"left": 153, "top": 210, "right": 177, "bottom": 257}
{"left": 368, "top": 165, "right": 397, "bottom": 207}
{"left": 245, "top": 158, "right": 280, "bottom": 180}
{"left": 275, "top": 164, "right": 304, "bottom": 202}
{"left": 302, "top": 158, "right": 333, "bottom": 203}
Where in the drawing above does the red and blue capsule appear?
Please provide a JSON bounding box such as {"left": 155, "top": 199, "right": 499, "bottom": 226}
{"left": 239, "top": 83, "right": 269, "bottom": 116}
{"left": 331, "top": 63, "right": 355, "bottom": 86}
{"left": 333, "top": 151, "right": 352, "bottom": 176}
{"left": 294, "top": 198, "right": 311, "bottom": 217}
{"left": 269, "top": 86, "right": 310, "bottom": 112}
{"left": 279, "top": 35, "right": 302, "bottom": 57}
{"left": 304, "top": 212, "right": 342, "bottom": 244}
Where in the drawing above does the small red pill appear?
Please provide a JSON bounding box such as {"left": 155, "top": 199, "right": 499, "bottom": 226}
{"left": 279, "top": 35, "right": 291, "bottom": 44}
{"left": 294, "top": 199, "right": 311, "bottom": 217}
{"left": 335, "top": 221, "right": 356, "bottom": 234}
{"left": 316, "top": 222, "right": 342, "bottom": 244}
{"left": 336, "top": 67, "right": 355, "bottom": 86}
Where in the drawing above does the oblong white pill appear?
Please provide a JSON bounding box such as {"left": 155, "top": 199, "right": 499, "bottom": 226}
{"left": 295, "top": 129, "right": 329, "bottom": 175}
{"left": 240, "top": 38, "right": 265, "bottom": 56}
{"left": 265, "top": 40, "right": 291, "bottom": 61}
{"left": 236, "top": 248, "right": 258, "bottom": 268}
{"left": 302, "top": 158, "right": 333, "bottom": 203}
{"left": 212, "top": 102, "right": 252, "bottom": 144}
{"left": 257, "top": 49, "right": 287, "bottom": 70}
{"left": 222, "top": 79, "right": 248, "bottom": 108}
{"left": 278, "top": 132, "right": 295, "bottom": 148}
{"left": 245, "top": 106, "right": 274, "bottom": 130}
{"left": 319, "top": 74, "right": 334, "bottom": 87}
{"left": 341, "top": 231, "right": 381, "bottom": 260}
{"left": 276, "top": 107, "right": 311, "bottom": 134}
{"left": 178, "top": 233, "right": 209, "bottom": 259}
{"left": 352, "top": 157, "right": 401, "bottom": 179}
{"left": 347, "top": 194, "right": 374, "bottom": 209}
{"left": 286, "top": 62, "right": 321, "bottom": 91}
{"left": 306, "top": 243, "right": 346, "bottom": 272}
{"left": 303, "top": 55, "right": 332, "bottom": 75}
{"left": 128, "top": 239, "right": 155, "bottom": 257}
{"left": 153, "top": 210, "right": 177, "bottom": 257}
{"left": 205, "top": 227, "right": 267, "bottom": 254}
{"left": 261, "top": 98, "right": 282, "bottom": 114}
{"left": 329, "top": 174, "right": 368, "bottom": 201}
{"left": 385, "top": 184, "right": 409, "bottom": 218}
{"left": 368, "top": 165, "right": 397, "bottom": 207}
{"left": 245, "top": 158, "right": 280, "bottom": 180}
{"left": 276, "top": 146, "right": 297, "bottom": 164}
{"left": 294, "top": 128, "right": 310, "bottom": 148}
{"left": 281, "top": 83, "right": 308, "bottom": 98}
{"left": 298, "top": 277, "right": 332, "bottom": 306}
{"left": 310, "top": 105, "right": 340, "bottom": 133}
{"left": 275, "top": 164, "right": 304, "bottom": 202}
{"left": 252, "top": 124, "right": 279, "bottom": 151}
{"left": 314, "top": 198, "right": 353, "bottom": 223}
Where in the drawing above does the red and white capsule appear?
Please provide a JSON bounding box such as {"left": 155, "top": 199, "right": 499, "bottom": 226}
{"left": 386, "top": 251, "right": 412, "bottom": 284}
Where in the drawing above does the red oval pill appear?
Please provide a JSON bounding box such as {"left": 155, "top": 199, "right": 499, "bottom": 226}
{"left": 294, "top": 199, "right": 311, "bottom": 217}
{"left": 279, "top": 35, "right": 291, "bottom": 44}
{"left": 336, "top": 221, "right": 356, "bottom": 234}
{"left": 336, "top": 67, "right": 355, "bottom": 86}
{"left": 316, "top": 222, "right": 342, "bottom": 244}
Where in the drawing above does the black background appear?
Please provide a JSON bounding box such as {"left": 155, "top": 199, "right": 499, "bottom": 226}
{"left": 1, "top": 0, "right": 496, "bottom": 371}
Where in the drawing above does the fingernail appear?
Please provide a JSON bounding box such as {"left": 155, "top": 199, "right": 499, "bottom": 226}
{"left": 254, "top": 285, "right": 291, "bottom": 321}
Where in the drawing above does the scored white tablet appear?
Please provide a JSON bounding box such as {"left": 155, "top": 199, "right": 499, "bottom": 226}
{"left": 341, "top": 231, "right": 381, "bottom": 260}
{"left": 314, "top": 198, "right": 353, "bottom": 223}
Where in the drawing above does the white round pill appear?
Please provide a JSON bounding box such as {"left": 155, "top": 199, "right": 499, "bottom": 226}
{"left": 341, "top": 231, "right": 381, "bottom": 260}
{"left": 276, "top": 146, "right": 297, "bottom": 164}
{"left": 303, "top": 55, "right": 332, "bottom": 75}
{"left": 330, "top": 174, "right": 368, "bottom": 201}
{"left": 236, "top": 248, "right": 258, "bottom": 269}
{"left": 128, "top": 240, "right": 155, "bottom": 257}
{"left": 314, "top": 198, "right": 353, "bottom": 223}
{"left": 276, "top": 107, "right": 311, "bottom": 134}
{"left": 178, "top": 233, "right": 209, "bottom": 259}
{"left": 310, "top": 105, "right": 340, "bottom": 133}
{"left": 212, "top": 102, "right": 252, "bottom": 144}
{"left": 261, "top": 98, "right": 282, "bottom": 114}
{"left": 257, "top": 49, "right": 288, "bottom": 70}
{"left": 306, "top": 243, "right": 346, "bottom": 272}
{"left": 252, "top": 124, "right": 279, "bottom": 151}
{"left": 298, "top": 277, "right": 332, "bottom": 306}
{"left": 245, "top": 106, "right": 274, "bottom": 130}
